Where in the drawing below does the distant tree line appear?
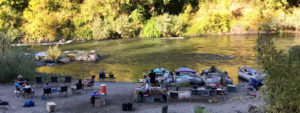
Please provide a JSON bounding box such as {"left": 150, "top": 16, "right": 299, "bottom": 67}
{"left": 0, "top": 0, "right": 299, "bottom": 42}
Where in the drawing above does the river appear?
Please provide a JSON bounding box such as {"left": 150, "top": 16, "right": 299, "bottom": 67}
{"left": 28, "top": 34, "right": 300, "bottom": 84}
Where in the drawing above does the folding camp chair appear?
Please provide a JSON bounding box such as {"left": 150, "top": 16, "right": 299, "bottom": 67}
{"left": 23, "top": 88, "right": 35, "bottom": 98}
{"left": 35, "top": 76, "right": 43, "bottom": 88}
{"left": 108, "top": 73, "right": 116, "bottom": 81}
{"left": 75, "top": 84, "right": 83, "bottom": 94}
{"left": 50, "top": 75, "right": 58, "bottom": 87}
{"left": 59, "top": 86, "right": 68, "bottom": 97}
{"left": 64, "top": 76, "right": 72, "bottom": 86}
{"left": 43, "top": 88, "right": 52, "bottom": 98}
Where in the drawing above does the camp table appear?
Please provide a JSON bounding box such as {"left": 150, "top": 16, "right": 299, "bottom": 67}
{"left": 90, "top": 92, "right": 106, "bottom": 106}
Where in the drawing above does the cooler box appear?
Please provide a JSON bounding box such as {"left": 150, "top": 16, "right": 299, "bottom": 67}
{"left": 46, "top": 102, "right": 56, "bottom": 112}
{"left": 227, "top": 85, "right": 237, "bottom": 92}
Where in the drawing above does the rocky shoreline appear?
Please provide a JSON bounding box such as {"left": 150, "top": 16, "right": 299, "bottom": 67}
{"left": 34, "top": 50, "right": 103, "bottom": 67}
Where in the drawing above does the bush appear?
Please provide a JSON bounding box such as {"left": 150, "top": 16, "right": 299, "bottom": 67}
{"left": 0, "top": 33, "right": 36, "bottom": 83}
{"left": 47, "top": 45, "right": 61, "bottom": 61}
{"left": 114, "top": 15, "right": 136, "bottom": 38}
{"left": 194, "top": 105, "right": 208, "bottom": 113}
{"left": 257, "top": 37, "right": 300, "bottom": 112}
{"left": 141, "top": 13, "right": 186, "bottom": 38}
{"left": 187, "top": 12, "right": 232, "bottom": 34}
{"left": 141, "top": 17, "right": 161, "bottom": 38}
{"left": 91, "top": 18, "right": 112, "bottom": 40}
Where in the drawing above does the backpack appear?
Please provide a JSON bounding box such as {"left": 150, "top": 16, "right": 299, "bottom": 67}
{"left": 24, "top": 100, "right": 35, "bottom": 107}
{"left": 0, "top": 101, "right": 9, "bottom": 105}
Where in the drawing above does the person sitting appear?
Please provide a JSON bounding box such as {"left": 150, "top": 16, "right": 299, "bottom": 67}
{"left": 84, "top": 76, "right": 95, "bottom": 87}
{"left": 99, "top": 70, "right": 106, "bottom": 80}
{"left": 23, "top": 83, "right": 34, "bottom": 97}
{"left": 44, "top": 82, "right": 51, "bottom": 89}
{"left": 14, "top": 80, "right": 22, "bottom": 96}
{"left": 43, "top": 82, "right": 51, "bottom": 96}
{"left": 71, "top": 79, "right": 83, "bottom": 94}
{"left": 17, "top": 75, "right": 25, "bottom": 86}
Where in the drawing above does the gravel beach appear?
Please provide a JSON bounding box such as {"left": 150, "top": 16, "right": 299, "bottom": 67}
{"left": 0, "top": 81, "right": 264, "bottom": 113}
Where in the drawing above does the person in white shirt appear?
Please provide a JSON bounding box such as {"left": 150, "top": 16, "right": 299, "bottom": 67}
{"left": 161, "top": 70, "right": 169, "bottom": 91}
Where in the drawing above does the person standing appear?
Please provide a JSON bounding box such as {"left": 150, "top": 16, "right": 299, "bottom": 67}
{"left": 161, "top": 70, "right": 169, "bottom": 91}
{"left": 148, "top": 69, "right": 156, "bottom": 86}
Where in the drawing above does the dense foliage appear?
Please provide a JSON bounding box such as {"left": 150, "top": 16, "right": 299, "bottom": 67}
{"left": 0, "top": 0, "right": 299, "bottom": 42}
{"left": 0, "top": 33, "right": 35, "bottom": 83}
{"left": 257, "top": 37, "right": 300, "bottom": 113}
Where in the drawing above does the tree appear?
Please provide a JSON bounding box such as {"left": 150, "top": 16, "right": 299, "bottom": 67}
{"left": 257, "top": 37, "right": 300, "bottom": 113}
{"left": 22, "top": 0, "right": 76, "bottom": 42}
{"left": 0, "top": 33, "right": 36, "bottom": 82}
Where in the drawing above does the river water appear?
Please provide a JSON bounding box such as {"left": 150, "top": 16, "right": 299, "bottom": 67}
{"left": 31, "top": 34, "right": 300, "bottom": 84}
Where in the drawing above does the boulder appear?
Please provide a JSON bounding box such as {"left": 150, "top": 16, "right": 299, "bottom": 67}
{"left": 35, "top": 61, "right": 46, "bottom": 67}
{"left": 57, "top": 57, "right": 71, "bottom": 64}
{"left": 75, "top": 53, "right": 101, "bottom": 62}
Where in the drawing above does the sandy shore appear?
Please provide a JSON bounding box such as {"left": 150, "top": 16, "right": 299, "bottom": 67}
{"left": 0, "top": 81, "right": 264, "bottom": 113}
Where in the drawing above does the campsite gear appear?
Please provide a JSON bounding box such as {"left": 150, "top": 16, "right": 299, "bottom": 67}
{"left": 64, "top": 76, "right": 72, "bottom": 85}
{"left": 154, "top": 98, "right": 161, "bottom": 102}
{"left": 253, "top": 94, "right": 257, "bottom": 97}
{"left": 170, "top": 91, "right": 179, "bottom": 98}
{"left": 143, "top": 97, "right": 154, "bottom": 102}
{"left": 100, "top": 84, "right": 106, "bottom": 94}
{"left": 200, "top": 89, "right": 210, "bottom": 96}
{"left": 24, "top": 100, "right": 35, "bottom": 107}
{"left": 51, "top": 76, "right": 58, "bottom": 83}
{"left": 162, "top": 105, "right": 168, "bottom": 113}
{"left": 178, "top": 91, "right": 191, "bottom": 99}
{"left": 59, "top": 86, "right": 68, "bottom": 96}
{"left": 90, "top": 92, "right": 106, "bottom": 107}
{"left": 95, "top": 99, "right": 102, "bottom": 107}
{"left": 238, "top": 66, "right": 267, "bottom": 81}
{"left": 0, "top": 101, "right": 8, "bottom": 105}
{"left": 41, "top": 95, "right": 46, "bottom": 100}
{"left": 35, "top": 76, "right": 42, "bottom": 84}
{"left": 122, "top": 103, "right": 128, "bottom": 111}
{"left": 90, "top": 96, "right": 95, "bottom": 105}
{"left": 46, "top": 102, "right": 56, "bottom": 112}
{"left": 51, "top": 88, "right": 58, "bottom": 93}
{"left": 227, "top": 85, "right": 237, "bottom": 92}
{"left": 127, "top": 103, "right": 133, "bottom": 111}
{"left": 208, "top": 98, "right": 218, "bottom": 103}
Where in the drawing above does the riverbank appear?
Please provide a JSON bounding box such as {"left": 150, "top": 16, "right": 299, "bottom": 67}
{"left": 0, "top": 81, "right": 264, "bottom": 113}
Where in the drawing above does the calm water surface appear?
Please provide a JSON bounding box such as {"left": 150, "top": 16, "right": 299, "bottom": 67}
{"left": 30, "top": 34, "right": 300, "bottom": 84}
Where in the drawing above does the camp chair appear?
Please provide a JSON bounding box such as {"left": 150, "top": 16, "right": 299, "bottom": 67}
{"left": 64, "top": 76, "right": 72, "bottom": 86}
{"left": 85, "top": 82, "right": 94, "bottom": 90}
{"left": 108, "top": 74, "right": 116, "bottom": 81}
{"left": 43, "top": 88, "right": 52, "bottom": 98}
{"left": 59, "top": 86, "right": 68, "bottom": 96}
{"left": 50, "top": 75, "right": 58, "bottom": 87}
{"left": 35, "top": 76, "right": 43, "bottom": 88}
{"left": 23, "top": 88, "right": 35, "bottom": 98}
{"left": 75, "top": 84, "right": 83, "bottom": 94}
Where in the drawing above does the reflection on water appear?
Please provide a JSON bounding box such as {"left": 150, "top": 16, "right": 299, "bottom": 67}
{"left": 34, "top": 34, "right": 300, "bottom": 84}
